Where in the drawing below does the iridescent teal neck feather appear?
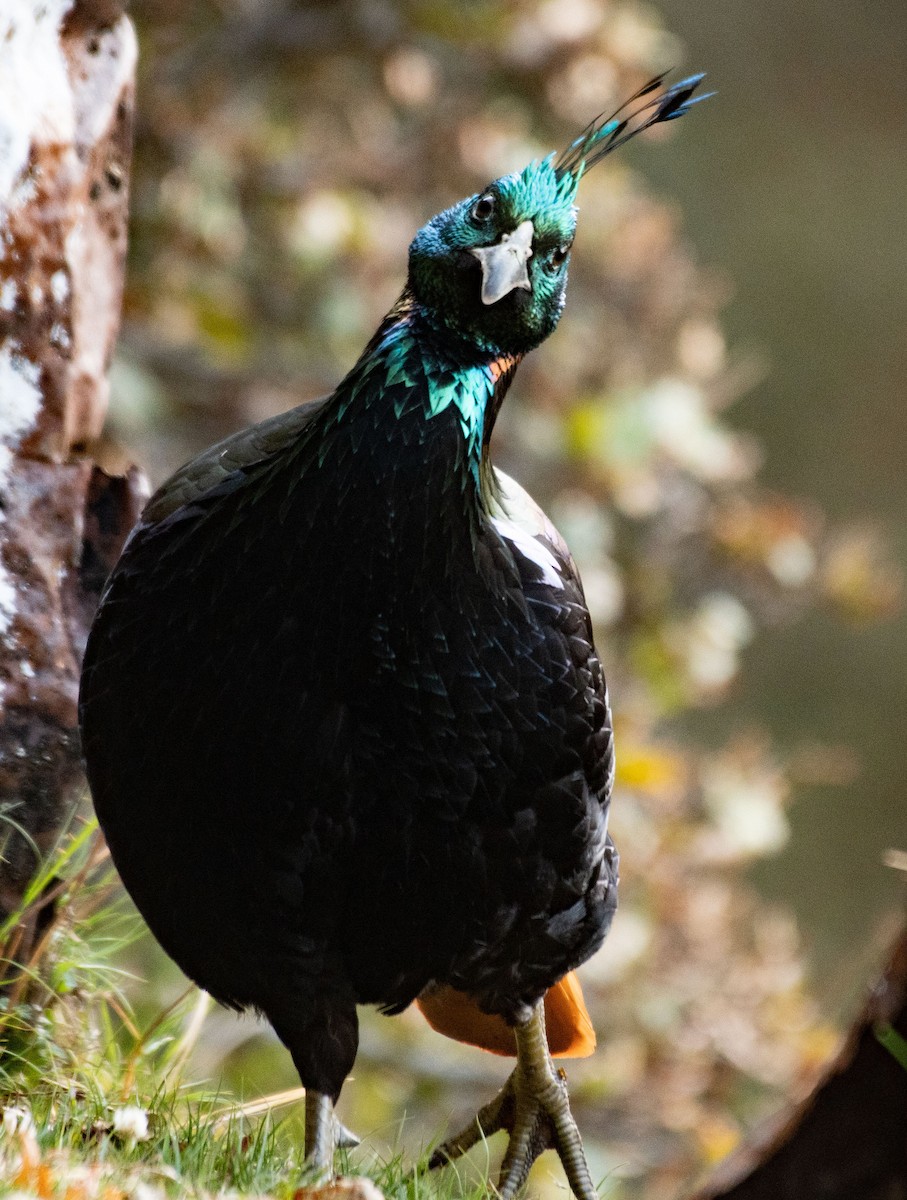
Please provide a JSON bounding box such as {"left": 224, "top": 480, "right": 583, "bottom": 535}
{"left": 337, "top": 294, "right": 518, "bottom": 489}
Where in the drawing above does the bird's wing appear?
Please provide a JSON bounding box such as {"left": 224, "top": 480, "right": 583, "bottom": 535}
{"left": 410, "top": 469, "right": 615, "bottom": 1055}
{"left": 488, "top": 462, "right": 616, "bottom": 807}
{"left": 140, "top": 395, "right": 330, "bottom": 526}
{"left": 486, "top": 466, "right": 586, "bottom": 602}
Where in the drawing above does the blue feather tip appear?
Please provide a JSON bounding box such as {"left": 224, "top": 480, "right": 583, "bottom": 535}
{"left": 658, "top": 73, "right": 715, "bottom": 121}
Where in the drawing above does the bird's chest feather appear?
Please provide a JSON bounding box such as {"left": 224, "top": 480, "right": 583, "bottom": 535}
{"left": 254, "top": 404, "right": 582, "bottom": 816}
{"left": 93, "top": 355, "right": 594, "bottom": 829}
{"left": 287, "top": 416, "right": 568, "bottom": 758}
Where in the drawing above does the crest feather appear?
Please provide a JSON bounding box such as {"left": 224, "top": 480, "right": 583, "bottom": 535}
{"left": 555, "top": 72, "right": 711, "bottom": 196}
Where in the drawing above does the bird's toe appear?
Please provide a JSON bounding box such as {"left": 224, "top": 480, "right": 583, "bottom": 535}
{"left": 429, "top": 1058, "right": 597, "bottom": 1200}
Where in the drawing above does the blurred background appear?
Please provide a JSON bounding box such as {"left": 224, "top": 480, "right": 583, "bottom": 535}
{"left": 107, "top": 1, "right": 906, "bottom": 1196}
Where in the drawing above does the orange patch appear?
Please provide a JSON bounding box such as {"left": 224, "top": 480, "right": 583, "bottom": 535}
{"left": 415, "top": 970, "right": 595, "bottom": 1059}
{"left": 488, "top": 355, "right": 517, "bottom": 383}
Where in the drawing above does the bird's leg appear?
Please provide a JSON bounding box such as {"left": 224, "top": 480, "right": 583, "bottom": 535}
{"left": 304, "top": 1091, "right": 360, "bottom": 1176}
{"left": 304, "top": 1091, "right": 336, "bottom": 1177}
{"left": 429, "top": 1001, "right": 598, "bottom": 1200}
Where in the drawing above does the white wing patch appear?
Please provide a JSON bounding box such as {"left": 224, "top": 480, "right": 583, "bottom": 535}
{"left": 491, "top": 514, "right": 564, "bottom": 588}
{"left": 489, "top": 470, "right": 567, "bottom": 590}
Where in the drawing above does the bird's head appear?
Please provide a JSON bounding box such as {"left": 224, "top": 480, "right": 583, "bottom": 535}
{"left": 408, "top": 73, "right": 709, "bottom": 358}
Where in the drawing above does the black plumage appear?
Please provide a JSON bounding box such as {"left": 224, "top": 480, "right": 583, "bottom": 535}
{"left": 81, "top": 299, "right": 616, "bottom": 1100}
{"left": 80, "top": 75, "right": 707, "bottom": 1193}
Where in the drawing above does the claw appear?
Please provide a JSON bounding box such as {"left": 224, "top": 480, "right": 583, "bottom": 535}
{"left": 335, "top": 1120, "right": 361, "bottom": 1150}
{"left": 428, "top": 1074, "right": 516, "bottom": 1169}
{"left": 429, "top": 1001, "right": 598, "bottom": 1199}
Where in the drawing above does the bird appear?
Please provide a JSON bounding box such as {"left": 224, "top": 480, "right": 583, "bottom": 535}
{"left": 79, "top": 72, "right": 708, "bottom": 1198}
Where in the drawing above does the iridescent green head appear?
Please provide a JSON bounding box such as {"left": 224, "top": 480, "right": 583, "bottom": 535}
{"left": 408, "top": 73, "right": 708, "bottom": 358}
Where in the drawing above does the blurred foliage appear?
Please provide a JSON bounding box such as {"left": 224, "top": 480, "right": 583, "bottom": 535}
{"left": 0, "top": 824, "right": 346, "bottom": 1200}
{"left": 87, "top": 0, "right": 906, "bottom": 1197}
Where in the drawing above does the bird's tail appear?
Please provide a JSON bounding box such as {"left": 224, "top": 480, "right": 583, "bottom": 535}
{"left": 415, "top": 970, "right": 596, "bottom": 1059}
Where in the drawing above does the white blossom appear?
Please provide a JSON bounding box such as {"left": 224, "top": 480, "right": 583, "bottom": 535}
{"left": 112, "top": 1105, "right": 150, "bottom": 1142}
{"left": 1, "top": 1106, "right": 34, "bottom": 1136}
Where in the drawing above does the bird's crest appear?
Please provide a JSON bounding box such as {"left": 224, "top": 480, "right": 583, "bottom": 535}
{"left": 554, "top": 71, "right": 710, "bottom": 199}
{"left": 494, "top": 73, "right": 710, "bottom": 228}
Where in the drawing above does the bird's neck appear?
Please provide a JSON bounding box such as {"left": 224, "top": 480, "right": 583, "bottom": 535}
{"left": 340, "top": 292, "right": 521, "bottom": 493}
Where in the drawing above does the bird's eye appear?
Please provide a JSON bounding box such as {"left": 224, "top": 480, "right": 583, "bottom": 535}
{"left": 548, "top": 244, "right": 571, "bottom": 270}
{"left": 471, "top": 194, "right": 496, "bottom": 222}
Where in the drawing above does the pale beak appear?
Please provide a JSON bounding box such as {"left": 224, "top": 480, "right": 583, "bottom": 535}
{"left": 469, "top": 219, "right": 534, "bottom": 305}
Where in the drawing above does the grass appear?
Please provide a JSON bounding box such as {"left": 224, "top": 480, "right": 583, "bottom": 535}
{"left": 0, "top": 1080, "right": 497, "bottom": 1200}
{"left": 0, "top": 816, "right": 498, "bottom": 1200}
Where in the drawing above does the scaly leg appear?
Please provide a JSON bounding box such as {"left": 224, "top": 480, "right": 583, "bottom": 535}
{"left": 304, "top": 1090, "right": 361, "bottom": 1179}
{"left": 429, "top": 1001, "right": 598, "bottom": 1200}
{"left": 304, "top": 1091, "right": 335, "bottom": 1177}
